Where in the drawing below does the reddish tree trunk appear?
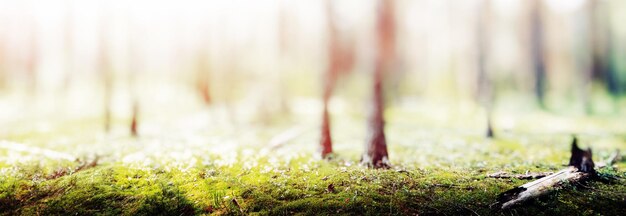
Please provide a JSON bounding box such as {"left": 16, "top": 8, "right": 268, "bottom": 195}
{"left": 319, "top": 52, "right": 337, "bottom": 158}
{"left": 318, "top": 1, "right": 355, "bottom": 158}
{"left": 130, "top": 101, "right": 139, "bottom": 137}
{"left": 320, "top": 104, "right": 333, "bottom": 157}
{"left": 362, "top": 65, "right": 390, "bottom": 168}
{"left": 26, "top": 30, "right": 38, "bottom": 95}
{"left": 196, "top": 51, "right": 212, "bottom": 105}
{"left": 361, "top": 0, "right": 394, "bottom": 168}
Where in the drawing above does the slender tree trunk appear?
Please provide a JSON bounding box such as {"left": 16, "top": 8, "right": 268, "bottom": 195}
{"left": 320, "top": 102, "right": 333, "bottom": 157}
{"left": 100, "top": 29, "right": 112, "bottom": 133}
{"left": 591, "top": 1, "right": 620, "bottom": 99}
{"left": 530, "top": 0, "right": 546, "bottom": 108}
{"left": 319, "top": 1, "right": 338, "bottom": 158}
{"left": 196, "top": 50, "right": 212, "bottom": 105}
{"left": 103, "top": 73, "right": 112, "bottom": 133}
{"left": 26, "top": 28, "right": 38, "bottom": 96}
{"left": 130, "top": 100, "right": 138, "bottom": 137}
{"left": 362, "top": 63, "right": 390, "bottom": 168}
{"left": 128, "top": 24, "right": 140, "bottom": 137}
{"left": 277, "top": 1, "right": 291, "bottom": 114}
{"left": 476, "top": 0, "right": 494, "bottom": 138}
{"left": 320, "top": 38, "right": 341, "bottom": 158}
{"left": 0, "top": 36, "right": 5, "bottom": 90}
{"left": 319, "top": 0, "right": 356, "bottom": 158}
{"left": 319, "top": 44, "right": 337, "bottom": 158}
{"left": 361, "top": 0, "right": 394, "bottom": 168}
{"left": 63, "top": 2, "right": 74, "bottom": 93}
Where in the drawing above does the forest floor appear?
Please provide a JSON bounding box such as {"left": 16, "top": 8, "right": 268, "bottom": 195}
{"left": 1, "top": 92, "right": 625, "bottom": 215}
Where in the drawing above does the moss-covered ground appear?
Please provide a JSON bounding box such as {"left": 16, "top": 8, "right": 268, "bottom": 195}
{"left": 1, "top": 96, "right": 625, "bottom": 215}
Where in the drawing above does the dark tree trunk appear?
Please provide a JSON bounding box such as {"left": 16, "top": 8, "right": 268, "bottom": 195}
{"left": 590, "top": 1, "right": 620, "bottom": 97}
{"left": 587, "top": 0, "right": 620, "bottom": 112}
{"left": 361, "top": 0, "right": 394, "bottom": 168}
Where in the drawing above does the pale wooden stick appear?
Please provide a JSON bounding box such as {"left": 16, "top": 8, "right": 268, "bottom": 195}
{"left": 497, "top": 166, "right": 592, "bottom": 209}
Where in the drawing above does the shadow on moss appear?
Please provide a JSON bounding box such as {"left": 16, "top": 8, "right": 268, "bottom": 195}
{"left": 1, "top": 167, "right": 197, "bottom": 216}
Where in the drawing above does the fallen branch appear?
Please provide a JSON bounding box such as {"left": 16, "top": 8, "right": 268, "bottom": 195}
{"left": 492, "top": 137, "right": 597, "bottom": 210}
{"left": 487, "top": 171, "right": 553, "bottom": 180}
{"left": 493, "top": 166, "right": 592, "bottom": 209}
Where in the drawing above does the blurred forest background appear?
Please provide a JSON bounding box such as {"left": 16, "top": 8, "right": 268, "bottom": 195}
{"left": 1, "top": 0, "right": 625, "bottom": 137}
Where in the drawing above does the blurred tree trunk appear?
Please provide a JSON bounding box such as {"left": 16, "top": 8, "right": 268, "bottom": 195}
{"left": 130, "top": 100, "right": 139, "bottom": 137}
{"left": 590, "top": 0, "right": 619, "bottom": 98}
{"left": 362, "top": 0, "right": 394, "bottom": 168}
{"left": 0, "top": 36, "right": 5, "bottom": 90}
{"left": 529, "top": 0, "right": 547, "bottom": 108}
{"left": 26, "top": 29, "right": 38, "bottom": 96}
{"left": 62, "top": 2, "right": 74, "bottom": 93}
{"left": 277, "top": 0, "right": 291, "bottom": 114}
{"left": 128, "top": 21, "right": 140, "bottom": 137}
{"left": 319, "top": 0, "right": 355, "bottom": 158}
{"left": 99, "top": 24, "right": 113, "bottom": 133}
{"left": 195, "top": 50, "right": 212, "bottom": 105}
{"left": 476, "top": 0, "right": 494, "bottom": 138}
{"left": 319, "top": 2, "right": 338, "bottom": 158}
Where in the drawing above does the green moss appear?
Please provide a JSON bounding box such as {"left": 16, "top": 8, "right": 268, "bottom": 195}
{"left": 1, "top": 155, "right": 625, "bottom": 215}
{"left": 1, "top": 100, "right": 626, "bottom": 215}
